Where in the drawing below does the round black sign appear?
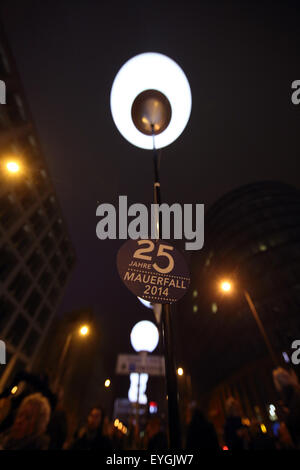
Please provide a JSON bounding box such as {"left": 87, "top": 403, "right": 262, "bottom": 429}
{"left": 117, "top": 239, "right": 190, "bottom": 304}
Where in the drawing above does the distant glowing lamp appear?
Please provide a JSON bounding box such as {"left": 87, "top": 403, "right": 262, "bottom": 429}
{"left": 104, "top": 379, "right": 111, "bottom": 388}
{"left": 79, "top": 325, "right": 89, "bottom": 336}
{"left": 110, "top": 52, "right": 192, "bottom": 149}
{"left": 220, "top": 281, "right": 232, "bottom": 292}
{"left": 130, "top": 320, "right": 159, "bottom": 353}
{"left": 6, "top": 161, "right": 20, "bottom": 174}
{"left": 260, "top": 424, "right": 267, "bottom": 434}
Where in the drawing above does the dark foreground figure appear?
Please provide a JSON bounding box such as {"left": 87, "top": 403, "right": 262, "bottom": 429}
{"left": 69, "top": 406, "right": 112, "bottom": 451}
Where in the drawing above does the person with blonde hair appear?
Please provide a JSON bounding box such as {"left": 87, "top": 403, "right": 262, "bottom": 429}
{"left": 0, "top": 393, "right": 51, "bottom": 450}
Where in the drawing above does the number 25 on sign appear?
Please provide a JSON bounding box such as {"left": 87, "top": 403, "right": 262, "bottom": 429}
{"left": 131, "top": 240, "right": 174, "bottom": 274}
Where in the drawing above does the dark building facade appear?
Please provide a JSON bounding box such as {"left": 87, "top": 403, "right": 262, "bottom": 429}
{"left": 0, "top": 24, "right": 75, "bottom": 391}
{"left": 178, "top": 181, "right": 300, "bottom": 431}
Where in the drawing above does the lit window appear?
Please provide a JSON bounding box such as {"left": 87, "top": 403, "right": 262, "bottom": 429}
{"left": 259, "top": 243, "right": 267, "bottom": 252}
{"left": 211, "top": 302, "right": 218, "bottom": 314}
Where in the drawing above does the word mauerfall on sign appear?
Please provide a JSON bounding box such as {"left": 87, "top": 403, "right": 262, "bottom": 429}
{"left": 117, "top": 239, "right": 190, "bottom": 304}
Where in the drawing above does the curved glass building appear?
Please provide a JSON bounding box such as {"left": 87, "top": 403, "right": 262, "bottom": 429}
{"left": 179, "top": 181, "right": 300, "bottom": 428}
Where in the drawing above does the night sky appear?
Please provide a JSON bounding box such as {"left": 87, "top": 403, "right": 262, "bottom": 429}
{"left": 1, "top": 1, "right": 300, "bottom": 383}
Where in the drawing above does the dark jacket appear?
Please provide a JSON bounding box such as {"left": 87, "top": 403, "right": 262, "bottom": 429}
{"left": 224, "top": 416, "right": 245, "bottom": 450}
{"left": 148, "top": 431, "right": 168, "bottom": 451}
{"left": 71, "top": 428, "right": 112, "bottom": 451}
{"left": 186, "top": 410, "right": 219, "bottom": 451}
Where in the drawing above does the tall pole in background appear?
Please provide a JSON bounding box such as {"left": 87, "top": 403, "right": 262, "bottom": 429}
{"left": 53, "top": 324, "right": 90, "bottom": 393}
{"left": 243, "top": 289, "right": 278, "bottom": 367}
{"left": 220, "top": 281, "right": 279, "bottom": 368}
{"left": 54, "top": 332, "right": 72, "bottom": 392}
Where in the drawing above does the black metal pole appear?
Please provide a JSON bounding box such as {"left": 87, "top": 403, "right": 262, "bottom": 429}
{"left": 152, "top": 130, "right": 181, "bottom": 448}
{"left": 243, "top": 289, "right": 279, "bottom": 367}
{"left": 161, "top": 303, "right": 182, "bottom": 448}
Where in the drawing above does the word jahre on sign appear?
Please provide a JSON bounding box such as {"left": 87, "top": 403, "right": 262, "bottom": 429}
{"left": 117, "top": 239, "right": 190, "bottom": 304}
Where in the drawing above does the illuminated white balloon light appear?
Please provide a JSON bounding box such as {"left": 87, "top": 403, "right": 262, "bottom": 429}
{"left": 130, "top": 320, "right": 159, "bottom": 353}
{"left": 110, "top": 52, "right": 192, "bottom": 149}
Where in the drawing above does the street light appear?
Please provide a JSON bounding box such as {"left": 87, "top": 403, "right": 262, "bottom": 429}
{"left": 130, "top": 320, "right": 159, "bottom": 353}
{"left": 111, "top": 52, "right": 191, "bottom": 448}
{"left": 104, "top": 378, "right": 111, "bottom": 388}
{"left": 3, "top": 157, "right": 22, "bottom": 177}
{"left": 79, "top": 325, "right": 89, "bottom": 336}
{"left": 219, "top": 279, "right": 278, "bottom": 366}
{"left": 220, "top": 281, "right": 232, "bottom": 293}
{"left": 6, "top": 161, "right": 21, "bottom": 174}
{"left": 110, "top": 52, "right": 191, "bottom": 149}
{"left": 177, "top": 367, "right": 184, "bottom": 376}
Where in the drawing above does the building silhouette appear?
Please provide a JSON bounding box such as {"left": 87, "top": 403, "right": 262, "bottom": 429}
{"left": 179, "top": 181, "right": 300, "bottom": 430}
{"left": 0, "top": 24, "right": 75, "bottom": 391}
